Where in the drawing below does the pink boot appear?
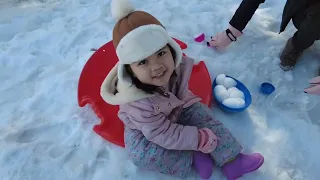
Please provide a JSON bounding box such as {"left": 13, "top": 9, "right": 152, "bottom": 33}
{"left": 221, "top": 153, "right": 264, "bottom": 180}
{"left": 193, "top": 151, "right": 214, "bottom": 179}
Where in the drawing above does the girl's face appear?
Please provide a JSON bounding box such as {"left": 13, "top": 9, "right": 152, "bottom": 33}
{"left": 129, "top": 45, "right": 175, "bottom": 87}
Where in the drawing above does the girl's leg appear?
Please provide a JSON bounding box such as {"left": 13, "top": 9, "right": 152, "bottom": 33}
{"left": 179, "top": 102, "right": 264, "bottom": 179}
{"left": 179, "top": 102, "right": 243, "bottom": 166}
{"left": 124, "top": 127, "right": 193, "bottom": 178}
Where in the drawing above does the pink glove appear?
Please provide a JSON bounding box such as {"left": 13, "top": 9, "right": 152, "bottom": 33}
{"left": 304, "top": 76, "right": 320, "bottom": 95}
{"left": 197, "top": 128, "right": 218, "bottom": 153}
{"left": 207, "top": 25, "right": 243, "bottom": 50}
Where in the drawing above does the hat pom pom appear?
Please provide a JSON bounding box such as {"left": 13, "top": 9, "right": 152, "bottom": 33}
{"left": 111, "top": 0, "right": 135, "bottom": 21}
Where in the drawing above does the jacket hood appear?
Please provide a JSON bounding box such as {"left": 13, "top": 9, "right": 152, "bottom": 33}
{"left": 100, "top": 62, "right": 155, "bottom": 105}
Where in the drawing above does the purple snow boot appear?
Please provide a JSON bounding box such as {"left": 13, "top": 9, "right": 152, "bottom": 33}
{"left": 193, "top": 151, "right": 214, "bottom": 179}
{"left": 221, "top": 153, "right": 264, "bottom": 180}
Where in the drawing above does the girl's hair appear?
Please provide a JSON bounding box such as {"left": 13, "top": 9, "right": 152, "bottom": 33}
{"left": 125, "top": 44, "right": 176, "bottom": 94}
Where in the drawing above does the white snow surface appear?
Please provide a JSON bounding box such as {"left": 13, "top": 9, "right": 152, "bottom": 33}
{"left": 1, "top": 0, "right": 320, "bottom": 179}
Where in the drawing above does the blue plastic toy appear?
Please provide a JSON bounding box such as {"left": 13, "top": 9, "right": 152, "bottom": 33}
{"left": 212, "top": 76, "right": 252, "bottom": 113}
{"left": 260, "top": 82, "right": 275, "bottom": 95}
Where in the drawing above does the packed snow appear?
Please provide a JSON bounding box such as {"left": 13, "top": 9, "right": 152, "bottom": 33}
{"left": 228, "top": 87, "right": 245, "bottom": 99}
{"left": 1, "top": 0, "right": 320, "bottom": 179}
{"left": 216, "top": 74, "right": 237, "bottom": 89}
{"left": 214, "top": 85, "right": 230, "bottom": 102}
{"left": 222, "top": 98, "right": 245, "bottom": 109}
{"left": 214, "top": 74, "right": 246, "bottom": 108}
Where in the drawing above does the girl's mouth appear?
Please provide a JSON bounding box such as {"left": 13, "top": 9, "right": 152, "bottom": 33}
{"left": 153, "top": 70, "right": 166, "bottom": 78}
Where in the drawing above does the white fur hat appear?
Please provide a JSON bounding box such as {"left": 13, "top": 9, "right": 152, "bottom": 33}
{"left": 111, "top": 0, "right": 182, "bottom": 87}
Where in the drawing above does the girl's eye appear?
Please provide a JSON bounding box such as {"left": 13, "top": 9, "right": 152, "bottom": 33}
{"left": 158, "top": 51, "right": 166, "bottom": 57}
{"left": 138, "top": 60, "right": 147, "bottom": 65}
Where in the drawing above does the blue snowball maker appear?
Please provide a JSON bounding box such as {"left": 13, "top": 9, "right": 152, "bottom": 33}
{"left": 260, "top": 82, "right": 275, "bottom": 95}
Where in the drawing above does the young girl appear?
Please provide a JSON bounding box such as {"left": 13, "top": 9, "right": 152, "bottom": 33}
{"left": 101, "top": 0, "right": 264, "bottom": 179}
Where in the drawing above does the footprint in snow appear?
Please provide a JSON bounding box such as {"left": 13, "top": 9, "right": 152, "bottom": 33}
{"left": 49, "top": 146, "right": 70, "bottom": 159}
{"left": 63, "top": 27, "right": 97, "bottom": 54}
{"left": 96, "top": 147, "right": 110, "bottom": 162}
{"left": 4, "top": 123, "right": 71, "bottom": 144}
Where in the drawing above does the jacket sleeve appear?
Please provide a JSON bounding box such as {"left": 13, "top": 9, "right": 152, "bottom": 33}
{"left": 120, "top": 100, "right": 199, "bottom": 151}
{"left": 229, "top": 0, "right": 266, "bottom": 32}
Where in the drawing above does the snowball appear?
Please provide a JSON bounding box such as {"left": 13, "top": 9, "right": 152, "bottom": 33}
{"left": 227, "top": 87, "right": 238, "bottom": 93}
{"left": 214, "top": 85, "right": 230, "bottom": 102}
{"left": 223, "top": 77, "right": 237, "bottom": 88}
{"left": 222, "top": 98, "right": 245, "bottom": 108}
{"left": 216, "top": 74, "right": 226, "bottom": 85}
{"left": 228, "top": 87, "right": 244, "bottom": 99}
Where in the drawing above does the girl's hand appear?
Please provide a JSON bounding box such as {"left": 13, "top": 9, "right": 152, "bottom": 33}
{"left": 197, "top": 128, "right": 218, "bottom": 153}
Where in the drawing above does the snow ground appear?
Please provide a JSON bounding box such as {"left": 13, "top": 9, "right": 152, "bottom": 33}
{"left": 0, "top": 0, "right": 319, "bottom": 179}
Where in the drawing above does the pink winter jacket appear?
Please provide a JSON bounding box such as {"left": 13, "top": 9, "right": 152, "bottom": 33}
{"left": 100, "top": 55, "right": 203, "bottom": 150}
{"left": 118, "top": 56, "right": 202, "bottom": 150}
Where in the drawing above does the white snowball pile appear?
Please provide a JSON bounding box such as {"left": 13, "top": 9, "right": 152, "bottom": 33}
{"left": 214, "top": 74, "right": 246, "bottom": 108}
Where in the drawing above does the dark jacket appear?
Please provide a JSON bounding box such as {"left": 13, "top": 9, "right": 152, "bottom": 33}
{"left": 229, "top": 0, "right": 319, "bottom": 33}
{"left": 280, "top": 0, "right": 320, "bottom": 33}
{"left": 229, "top": 0, "right": 266, "bottom": 32}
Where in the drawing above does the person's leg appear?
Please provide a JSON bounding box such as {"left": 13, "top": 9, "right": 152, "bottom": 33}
{"left": 179, "top": 102, "right": 264, "bottom": 179}
{"left": 179, "top": 103, "right": 243, "bottom": 166}
{"left": 292, "top": 3, "right": 320, "bottom": 52}
{"left": 124, "top": 127, "right": 193, "bottom": 178}
{"left": 279, "top": 37, "right": 302, "bottom": 71}
{"left": 280, "top": 3, "right": 320, "bottom": 71}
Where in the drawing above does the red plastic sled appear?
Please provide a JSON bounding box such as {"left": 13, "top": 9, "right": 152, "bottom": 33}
{"left": 77, "top": 38, "right": 212, "bottom": 147}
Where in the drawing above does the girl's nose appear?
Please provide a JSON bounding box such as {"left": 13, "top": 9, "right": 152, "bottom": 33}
{"left": 152, "top": 65, "right": 165, "bottom": 74}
